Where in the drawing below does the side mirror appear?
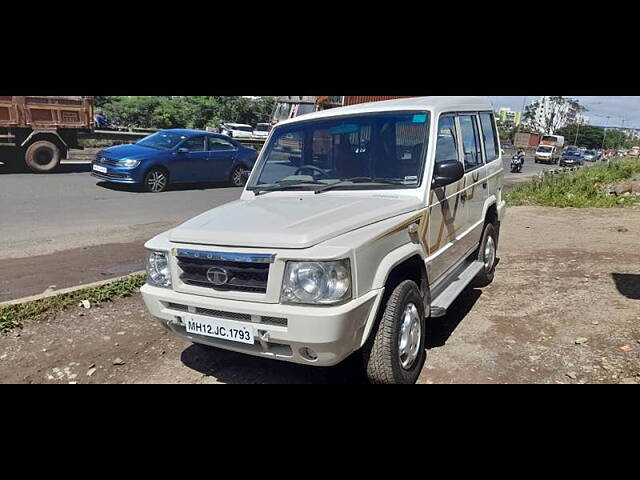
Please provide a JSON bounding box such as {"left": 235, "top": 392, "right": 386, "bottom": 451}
{"left": 432, "top": 159, "right": 464, "bottom": 188}
{"left": 177, "top": 147, "right": 189, "bottom": 154}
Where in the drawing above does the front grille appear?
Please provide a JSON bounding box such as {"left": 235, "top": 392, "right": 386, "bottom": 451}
{"left": 94, "top": 171, "right": 131, "bottom": 179}
{"left": 95, "top": 157, "right": 120, "bottom": 166}
{"left": 176, "top": 254, "right": 270, "bottom": 294}
{"left": 165, "top": 302, "right": 287, "bottom": 327}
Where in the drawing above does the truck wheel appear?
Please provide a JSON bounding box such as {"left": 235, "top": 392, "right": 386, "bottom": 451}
{"left": 24, "top": 140, "right": 61, "bottom": 173}
{"left": 362, "top": 280, "right": 426, "bottom": 384}
{"left": 471, "top": 223, "right": 498, "bottom": 288}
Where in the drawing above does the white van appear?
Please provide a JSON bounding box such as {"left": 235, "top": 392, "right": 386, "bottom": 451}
{"left": 141, "top": 97, "right": 506, "bottom": 384}
{"left": 220, "top": 123, "right": 254, "bottom": 139}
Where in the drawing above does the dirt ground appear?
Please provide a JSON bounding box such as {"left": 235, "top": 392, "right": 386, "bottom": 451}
{"left": 1, "top": 205, "right": 639, "bottom": 384}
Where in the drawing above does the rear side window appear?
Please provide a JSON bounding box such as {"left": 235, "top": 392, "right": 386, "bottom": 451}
{"left": 434, "top": 116, "right": 459, "bottom": 164}
{"left": 208, "top": 136, "right": 235, "bottom": 151}
{"left": 479, "top": 113, "right": 499, "bottom": 162}
{"left": 181, "top": 136, "right": 206, "bottom": 152}
{"left": 458, "top": 115, "right": 482, "bottom": 170}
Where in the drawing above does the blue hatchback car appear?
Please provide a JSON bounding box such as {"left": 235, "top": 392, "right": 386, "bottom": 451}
{"left": 91, "top": 129, "right": 259, "bottom": 192}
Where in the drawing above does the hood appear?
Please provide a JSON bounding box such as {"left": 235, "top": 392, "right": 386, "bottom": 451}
{"left": 169, "top": 194, "right": 421, "bottom": 249}
{"left": 100, "top": 144, "right": 165, "bottom": 161}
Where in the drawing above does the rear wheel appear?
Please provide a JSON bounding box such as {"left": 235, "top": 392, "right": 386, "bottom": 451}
{"left": 471, "top": 223, "right": 498, "bottom": 288}
{"left": 144, "top": 168, "right": 169, "bottom": 192}
{"left": 362, "top": 280, "right": 426, "bottom": 384}
{"left": 24, "top": 140, "right": 61, "bottom": 173}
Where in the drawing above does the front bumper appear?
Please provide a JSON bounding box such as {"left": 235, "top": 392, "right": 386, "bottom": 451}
{"left": 91, "top": 162, "right": 140, "bottom": 184}
{"left": 140, "top": 284, "right": 383, "bottom": 367}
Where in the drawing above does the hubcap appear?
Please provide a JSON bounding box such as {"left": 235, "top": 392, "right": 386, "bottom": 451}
{"left": 398, "top": 302, "right": 421, "bottom": 370}
{"left": 484, "top": 235, "right": 496, "bottom": 271}
{"left": 147, "top": 171, "right": 167, "bottom": 192}
{"left": 233, "top": 168, "right": 243, "bottom": 185}
{"left": 34, "top": 148, "right": 53, "bottom": 166}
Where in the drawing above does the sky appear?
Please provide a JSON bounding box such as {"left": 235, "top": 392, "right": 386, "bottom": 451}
{"left": 488, "top": 96, "right": 640, "bottom": 129}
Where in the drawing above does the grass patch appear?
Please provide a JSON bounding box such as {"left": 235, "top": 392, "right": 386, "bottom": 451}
{"left": 506, "top": 158, "right": 640, "bottom": 208}
{"left": 0, "top": 274, "right": 146, "bottom": 333}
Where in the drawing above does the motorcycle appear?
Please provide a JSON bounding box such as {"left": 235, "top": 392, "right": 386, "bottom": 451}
{"left": 510, "top": 154, "right": 524, "bottom": 173}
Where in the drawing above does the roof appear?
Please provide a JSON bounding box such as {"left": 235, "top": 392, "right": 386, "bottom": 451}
{"left": 162, "top": 128, "right": 210, "bottom": 136}
{"left": 276, "top": 96, "right": 492, "bottom": 126}
{"left": 224, "top": 123, "right": 253, "bottom": 128}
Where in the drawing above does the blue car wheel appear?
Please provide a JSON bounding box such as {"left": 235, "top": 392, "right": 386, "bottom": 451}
{"left": 144, "top": 167, "right": 169, "bottom": 193}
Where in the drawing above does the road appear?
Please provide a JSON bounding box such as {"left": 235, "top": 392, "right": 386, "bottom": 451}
{"left": 0, "top": 150, "right": 561, "bottom": 302}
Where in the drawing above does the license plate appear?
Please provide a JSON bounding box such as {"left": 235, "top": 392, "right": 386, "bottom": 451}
{"left": 93, "top": 164, "right": 107, "bottom": 174}
{"left": 184, "top": 314, "right": 254, "bottom": 344}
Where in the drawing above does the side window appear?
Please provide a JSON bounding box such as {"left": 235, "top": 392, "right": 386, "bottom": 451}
{"left": 458, "top": 115, "right": 482, "bottom": 170}
{"left": 181, "top": 136, "right": 206, "bottom": 152}
{"left": 434, "top": 116, "right": 459, "bottom": 165}
{"left": 208, "top": 136, "right": 235, "bottom": 151}
{"left": 479, "top": 113, "right": 499, "bottom": 162}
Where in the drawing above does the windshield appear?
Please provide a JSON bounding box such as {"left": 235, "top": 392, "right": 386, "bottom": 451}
{"left": 255, "top": 124, "right": 271, "bottom": 132}
{"left": 229, "top": 125, "right": 252, "bottom": 132}
{"left": 137, "top": 131, "right": 185, "bottom": 151}
{"left": 537, "top": 146, "right": 552, "bottom": 153}
{"left": 585, "top": 150, "right": 595, "bottom": 155}
{"left": 248, "top": 112, "right": 429, "bottom": 191}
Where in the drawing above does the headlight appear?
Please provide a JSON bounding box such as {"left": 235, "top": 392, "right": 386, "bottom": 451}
{"left": 146, "top": 251, "right": 172, "bottom": 288}
{"left": 117, "top": 159, "right": 140, "bottom": 168}
{"left": 281, "top": 259, "right": 351, "bottom": 305}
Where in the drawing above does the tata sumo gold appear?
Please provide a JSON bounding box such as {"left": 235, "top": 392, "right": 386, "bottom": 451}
{"left": 141, "top": 97, "right": 506, "bottom": 384}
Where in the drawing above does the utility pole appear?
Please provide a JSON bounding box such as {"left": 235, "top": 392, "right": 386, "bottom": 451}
{"left": 602, "top": 115, "right": 611, "bottom": 150}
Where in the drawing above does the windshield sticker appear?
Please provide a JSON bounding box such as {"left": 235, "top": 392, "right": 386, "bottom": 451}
{"left": 412, "top": 114, "right": 427, "bottom": 123}
{"left": 329, "top": 124, "right": 359, "bottom": 135}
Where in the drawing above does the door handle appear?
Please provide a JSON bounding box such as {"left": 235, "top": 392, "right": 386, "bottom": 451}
{"left": 460, "top": 192, "right": 467, "bottom": 202}
{"left": 482, "top": 182, "right": 488, "bottom": 189}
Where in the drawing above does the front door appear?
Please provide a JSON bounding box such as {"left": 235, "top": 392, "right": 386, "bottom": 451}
{"left": 427, "top": 114, "right": 468, "bottom": 284}
{"left": 176, "top": 135, "right": 208, "bottom": 182}
{"left": 206, "top": 136, "right": 237, "bottom": 181}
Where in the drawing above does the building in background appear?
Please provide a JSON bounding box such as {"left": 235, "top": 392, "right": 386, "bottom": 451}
{"left": 497, "top": 107, "right": 522, "bottom": 127}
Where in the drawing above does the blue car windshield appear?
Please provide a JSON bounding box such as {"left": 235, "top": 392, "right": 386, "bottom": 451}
{"left": 249, "top": 112, "right": 429, "bottom": 190}
{"left": 137, "top": 131, "right": 186, "bottom": 151}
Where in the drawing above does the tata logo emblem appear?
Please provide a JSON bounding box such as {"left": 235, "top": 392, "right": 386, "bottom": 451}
{"left": 206, "top": 267, "right": 229, "bottom": 286}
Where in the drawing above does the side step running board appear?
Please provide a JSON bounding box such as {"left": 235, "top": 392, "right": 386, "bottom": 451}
{"left": 429, "top": 261, "right": 484, "bottom": 318}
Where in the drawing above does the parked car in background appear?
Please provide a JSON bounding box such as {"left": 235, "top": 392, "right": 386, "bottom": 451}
{"left": 220, "top": 123, "right": 254, "bottom": 139}
{"left": 559, "top": 150, "right": 584, "bottom": 167}
{"left": 628, "top": 147, "right": 639, "bottom": 157}
{"left": 534, "top": 145, "right": 559, "bottom": 164}
{"left": 582, "top": 150, "right": 598, "bottom": 162}
{"left": 253, "top": 123, "right": 272, "bottom": 139}
{"left": 91, "top": 129, "right": 258, "bottom": 192}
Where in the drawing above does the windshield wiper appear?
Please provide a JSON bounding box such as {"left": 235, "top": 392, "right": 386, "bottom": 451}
{"left": 313, "top": 177, "right": 406, "bottom": 194}
{"left": 251, "top": 180, "right": 325, "bottom": 196}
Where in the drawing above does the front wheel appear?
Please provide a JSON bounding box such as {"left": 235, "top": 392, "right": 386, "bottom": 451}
{"left": 24, "top": 140, "right": 61, "bottom": 172}
{"left": 230, "top": 165, "right": 247, "bottom": 187}
{"left": 143, "top": 168, "right": 169, "bottom": 192}
{"left": 362, "top": 280, "right": 426, "bottom": 384}
{"left": 471, "top": 223, "right": 498, "bottom": 288}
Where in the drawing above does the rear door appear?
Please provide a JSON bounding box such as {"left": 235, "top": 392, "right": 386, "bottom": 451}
{"left": 457, "top": 113, "right": 488, "bottom": 253}
{"left": 206, "top": 136, "right": 237, "bottom": 181}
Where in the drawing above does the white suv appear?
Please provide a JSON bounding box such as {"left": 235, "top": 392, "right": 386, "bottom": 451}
{"left": 141, "top": 97, "right": 506, "bottom": 384}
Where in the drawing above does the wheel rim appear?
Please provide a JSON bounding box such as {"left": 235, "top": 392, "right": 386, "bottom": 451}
{"left": 147, "top": 171, "right": 167, "bottom": 192}
{"left": 34, "top": 147, "right": 53, "bottom": 166}
{"left": 398, "top": 302, "right": 421, "bottom": 370}
{"left": 484, "top": 235, "right": 496, "bottom": 271}
{"left": 233, "top": 168, "right": 243, "bottom": 186}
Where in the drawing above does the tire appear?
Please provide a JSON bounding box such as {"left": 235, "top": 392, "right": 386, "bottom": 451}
{"left": 471, "top": 223, "right": 498, "bottom": 288}
{"left": 362, "top": 280, "right": 426, "bottom": 384}
{"left": 230, "top": 165, "right": 247, "bottom": 187}
{"left": 24, "top": 140, "right": 60, "bottom": 173}
{"left": 143, "top": 167, "right": 169, "bottom": 192}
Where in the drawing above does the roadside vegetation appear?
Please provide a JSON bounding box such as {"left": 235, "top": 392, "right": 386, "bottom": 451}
{"left": 506, "top": 158, "right": 640, "bottom": 208}
{"left": 0, "top": 274, "right": 146, "bottom": 333}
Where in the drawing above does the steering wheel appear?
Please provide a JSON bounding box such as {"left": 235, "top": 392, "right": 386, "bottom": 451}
{"left": 294, "top": 165, "right": 328, "bottom": 179}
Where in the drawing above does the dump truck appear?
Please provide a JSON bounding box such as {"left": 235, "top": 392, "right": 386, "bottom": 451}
{"left": 0, "top": 96, "right": 94, "bottom": 172}
{"left": 272, "top": 96, "right": 411, "bottom": 123}
{"left": 514, "top": 132, "right": 541, "bottom": 149}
